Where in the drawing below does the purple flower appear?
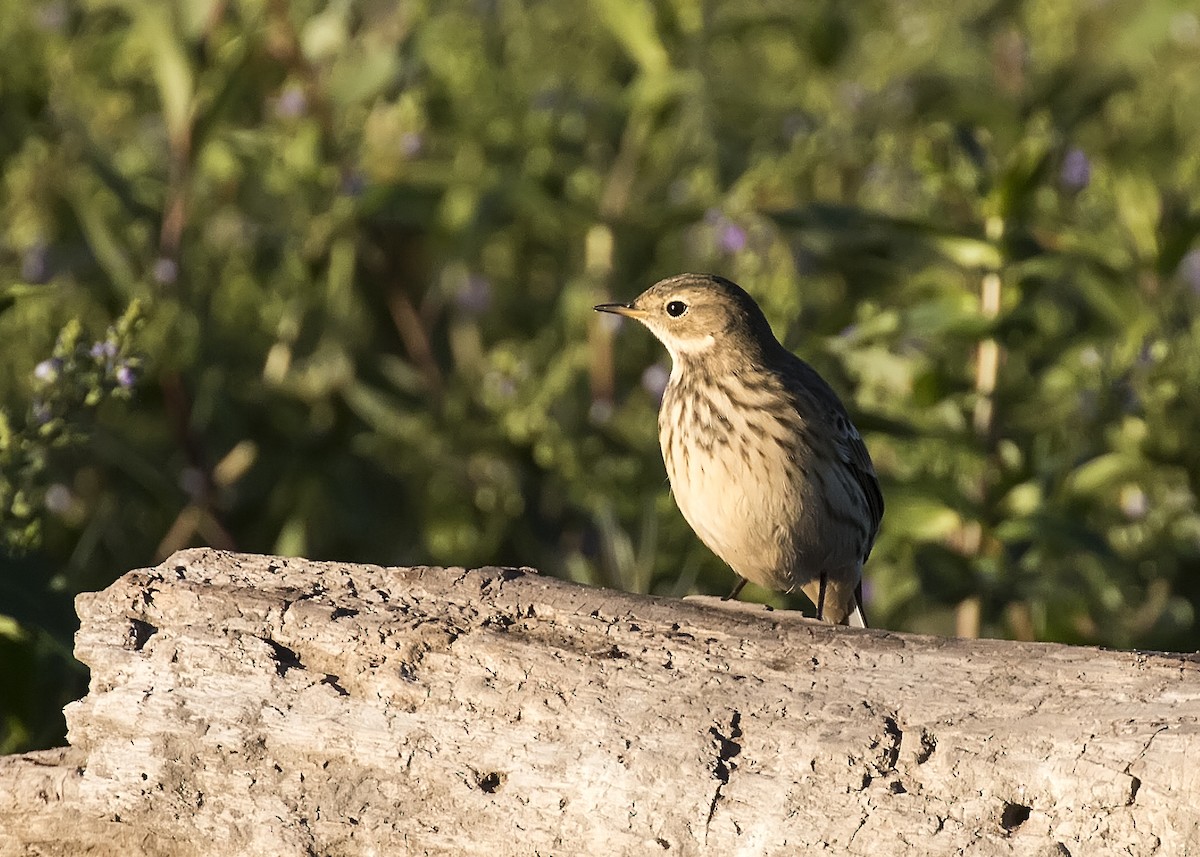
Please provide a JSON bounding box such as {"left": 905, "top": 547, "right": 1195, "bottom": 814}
{"left": 153, "top": 257, "right": 178, "bottom": 286}
{"left": 90, "top": 341, "right": 118, "bottom": 361}
{"left": 44, "top": 484, "right": 73, "bottom": 515}
{"left": 836, "top": 82, "right": 867, "bottom": 114}
{"left": 483, "top": 369, "right": 517, "bottom": 402}
{"left": 341, "top": 170, "right": 366, "bottom": 197}
{"left": 275, "top": 87, "right": 308, "bottom": 120}
{"left": 1177, "top": 248, "right": 1200, "bottom": 295}
{"left": 782, "top": 112, "right": 814, "bottom": 140}
{"left": 718, "top": 223, "right": 747, "bottom": 254}
{"left": 21, "top": 243, "right": 50, "bottom": 283}
{"left": 588, "top": 399, "right": 614, "bottom": 424}
{"left": 31, "top": 399, "right": 51, "bottom": 425}
{"left": 400, "top": 132, "right": 423, "bottom": 158}
{"left": 455, "top": 274, "right": 493, "bottom": 316}
{"left": 34, "top": 1, "right": 67, "bottom": 32}
{"left": 1119, "top": 485, "right": 1148, "bottom": 520}
{"left": 115, "top": 364, "right": 137, "bottom": 389}
{"left": 179, "top": 467, "right": 206, "bottom": 500}
{"left": 1060, "top": 147, "right": 1091, "bottom": 192}
{"left": 33, "top": 359, "right": 60, "bottom": 382}
{"left": 704, "top": 208, "right": 748, "bottom": 255}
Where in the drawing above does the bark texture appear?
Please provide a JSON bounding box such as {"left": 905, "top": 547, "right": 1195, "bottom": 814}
{"left": 1, "top": 548, "right": 1198, "bottom": 856}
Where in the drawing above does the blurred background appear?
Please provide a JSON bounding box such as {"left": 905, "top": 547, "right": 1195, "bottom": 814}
{"left": 3, "top": 0, "right": 1200, "bottom": 753}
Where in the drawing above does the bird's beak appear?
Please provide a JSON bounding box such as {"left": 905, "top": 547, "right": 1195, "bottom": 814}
{"left": 594, "top": 302, "right": 645, "bottom": 319}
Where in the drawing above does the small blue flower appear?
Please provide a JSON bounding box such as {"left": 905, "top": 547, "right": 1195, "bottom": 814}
{"left": 33, "top": 359, "right": 60, "bottom": 382}
{"left": 400, "top": 132, "right": 423, "bottom": 158}
{"left": 455, "top": 274, "right": 493, "bottom": 316}
{"left": 275, "top": 87, "right": 308, "bottom": 120}
{"left": 21, "top": 243, "right": 50, "bottom": 284}
{"left": 1119, "top": 485, "right": 1148, "bottom": 520}
{"left": 782, "top": 112, "right": 814, "bottom": 140}
{"left": 588, "top": 399, "right": 614, "bottom": 424}
{"left": 719, "top": 223, "right": 747, "bottom": 254}
{"left": 1178, "top": 248, "right": 1200, "bottom": 295}
{"left": 703, "top": 209, "right": 748, "bottom": 255}
{"left": 90, "top": 341, "right": 118, "bottom": 361}
{"left": 179, "top": 467, "right": 207, "bottom": 500}
{"left": 341, "top": 170, "right": 367, "bottom": 197}
{"left": 116, "top": 364, "right": 138, "bottom": 389}
{"left": 1060, "top": 147, "right": 1091, "bottom": 192}
{"left": 32, "top": 399, "right": 51, "bottom": 425}
{"left": 153, "top": 257, "right": 178, "bottom": 286}
{"left": 34, "top": 1, "right": 67, "bottom": 32}
{"left": 44, "top": 484, "right": 73, "bottom": 516}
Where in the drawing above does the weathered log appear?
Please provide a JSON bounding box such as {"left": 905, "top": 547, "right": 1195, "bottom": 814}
{"left": 0, "top": 548, "right": 1197, "bottom": 856}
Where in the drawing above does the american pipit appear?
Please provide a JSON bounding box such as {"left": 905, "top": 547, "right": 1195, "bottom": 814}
{"left": 595, "top": 273, "right": 883, "bottom": 626}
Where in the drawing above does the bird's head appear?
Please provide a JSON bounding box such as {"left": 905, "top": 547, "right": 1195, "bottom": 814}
{"left": 594, "top": 273, "right": 779, "bottom": 366}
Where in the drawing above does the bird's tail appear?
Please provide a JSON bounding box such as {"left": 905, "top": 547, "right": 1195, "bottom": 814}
{"left": 847, "top": 581, "right": 868, "bottom": 628}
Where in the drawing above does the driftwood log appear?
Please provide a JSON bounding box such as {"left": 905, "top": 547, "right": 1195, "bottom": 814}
{"left": 0, "top": 548, "right": 1198, "bottom": 856}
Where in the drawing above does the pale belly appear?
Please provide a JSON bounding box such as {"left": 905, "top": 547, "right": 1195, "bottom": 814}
{"left": 660, "top": 410, "right": 818, "bottom": 592}
{"left": 676, "top": 461, "right": 794, "bottom": 587}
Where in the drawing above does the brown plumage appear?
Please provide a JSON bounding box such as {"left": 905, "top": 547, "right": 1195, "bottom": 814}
{"left": 596, "top": 273, "right": 883, "bottom": 626}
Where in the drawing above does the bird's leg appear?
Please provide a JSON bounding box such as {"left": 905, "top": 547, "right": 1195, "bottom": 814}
{"left": 723, "top": 576, "right": 748, "bottom": 601}
{"left": 816, "top": 572, "right": 828, "bottom": 621}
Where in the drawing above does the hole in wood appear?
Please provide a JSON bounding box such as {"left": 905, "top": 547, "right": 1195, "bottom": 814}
{"left": 126, "top": 619, "right": 158, "bottom": 651}
{"left": 916, "top": 729, "right": 937, "bottom": 764}
{"left": 1000, "top": 801, "right": 1031, "bottom": 831}
{"left": 259, "top": 637, "right": 303, "bottom": 677}
{"left": 477, "top": 771, "right": 504, "bottom": 793}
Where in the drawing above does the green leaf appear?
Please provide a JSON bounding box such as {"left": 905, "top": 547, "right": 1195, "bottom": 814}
{"left": 1066, "top": 454, "right": 1137, "bottom": 497}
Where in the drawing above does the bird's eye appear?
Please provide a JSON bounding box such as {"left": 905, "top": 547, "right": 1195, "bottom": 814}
{"left": 666, "top": 300, "right": 688, "bottom": 318}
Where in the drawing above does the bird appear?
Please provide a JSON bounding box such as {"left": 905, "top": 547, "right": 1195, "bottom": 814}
{"left": 595, "top": 273, "right": 883, "bottom": 626}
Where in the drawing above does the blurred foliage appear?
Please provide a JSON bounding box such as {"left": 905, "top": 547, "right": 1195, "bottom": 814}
{"left": 2, "top": 0, "right": 1200, "bottom": 752}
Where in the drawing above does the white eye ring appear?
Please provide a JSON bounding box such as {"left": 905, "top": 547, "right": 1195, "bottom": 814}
{"left": 666, "top": 300, "right": 688, "bottom": 318}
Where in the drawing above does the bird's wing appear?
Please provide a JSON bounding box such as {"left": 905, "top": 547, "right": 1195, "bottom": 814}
{"left": 789, "top": 358, "right": 885, "bottom": 552}
{"left": 832, "top": 408, "right": 885, "bottom": 552}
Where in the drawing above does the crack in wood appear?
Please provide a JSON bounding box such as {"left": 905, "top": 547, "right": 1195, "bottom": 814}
{"left": 847, "top": 810, "right": 870, "bottom": 848}
{"left": 1122, "top": 723, "right": 1169, "bottom": 806}
{"left": 258, "top": 636, "right": 304, "bottom": 677}
{"left": 880, "top": 715, "right": 902, "bottom": 771}
{"left": 915, "top": 728, "right": 937, "bottom": 764}
{"left": 704, "top": 711, "right": 743, "bottom": 839}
